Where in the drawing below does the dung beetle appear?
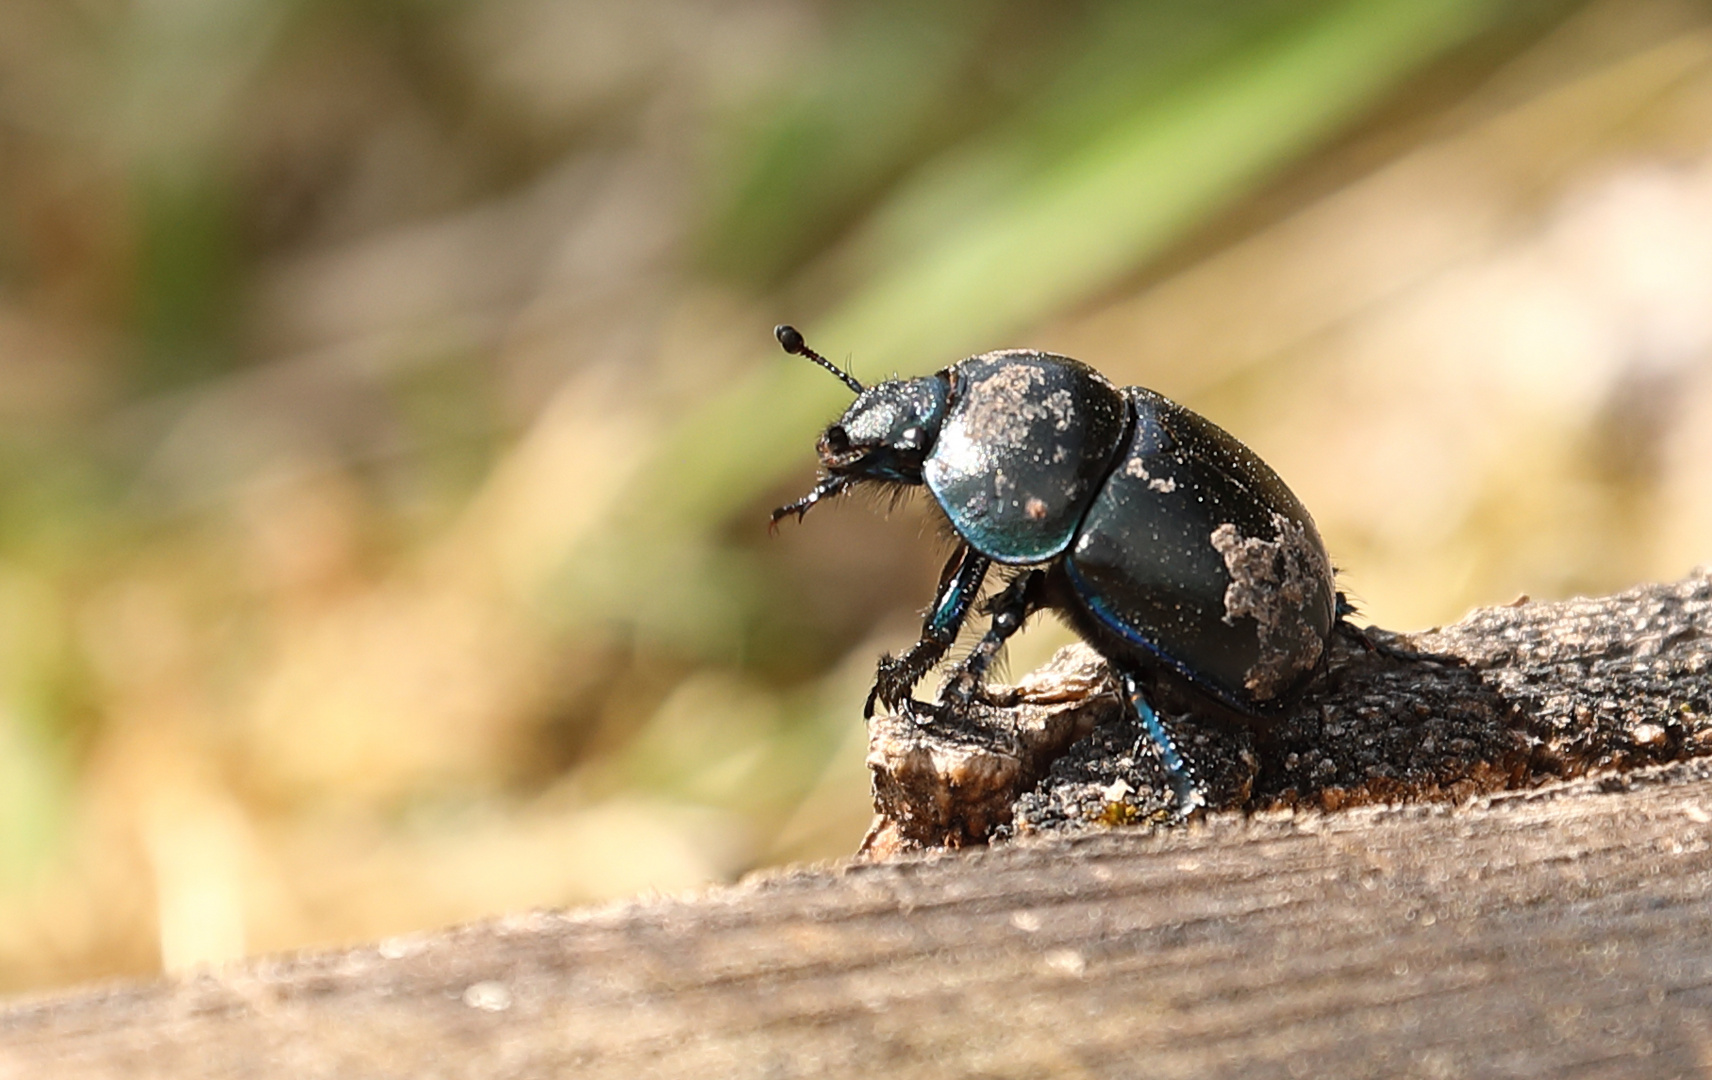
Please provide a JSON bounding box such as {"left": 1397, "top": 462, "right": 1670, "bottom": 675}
{"left": 770, "top": 324, "right": 1337, "bottom": 810}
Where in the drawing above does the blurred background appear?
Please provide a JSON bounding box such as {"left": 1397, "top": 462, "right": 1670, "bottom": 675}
{"left": 2, "top": 0, "right": 1711, "bottom": 994}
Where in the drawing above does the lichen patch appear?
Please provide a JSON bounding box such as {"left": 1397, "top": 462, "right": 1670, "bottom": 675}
{"left": 1042, "top": 389, "right": 1075, "bottom": 431}
{"left": 958, "top": 362, "right": 1085, "bottom": 449}
{"left": 1210, "top": 513, "right": 1328, "bottom": 699}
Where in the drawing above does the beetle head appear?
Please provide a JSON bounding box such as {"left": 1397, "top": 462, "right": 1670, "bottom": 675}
{"left": 771, "top": 325, "right": 949, "bottom": 526}
{"left": 818, "top": 376, "right": 948, "bottom": 483}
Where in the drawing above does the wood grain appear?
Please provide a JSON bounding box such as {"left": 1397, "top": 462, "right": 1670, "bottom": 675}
{"left": 3, "top": 762, "right": 1711, "bottom": 1078}
{"left": 2, "top": 571, "right": 1708, "bottom": 1079}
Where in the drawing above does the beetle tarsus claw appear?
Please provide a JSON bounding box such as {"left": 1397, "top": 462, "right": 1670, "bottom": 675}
{"left": 1166, "top": 786, "right": 1206, "bottom": 821}
{"left": 937, "top": 671, "right": 989, "bottom": 713}
{"left": 867, "top": 639, "right": 953, "bottom": 721}
{"left": 903, "top": 698, "right": 941, "bottom": 726}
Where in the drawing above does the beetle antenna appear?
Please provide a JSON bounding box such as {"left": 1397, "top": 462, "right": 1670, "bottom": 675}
{"left": 776, "top": 324, "right": 863, "bottom": 395}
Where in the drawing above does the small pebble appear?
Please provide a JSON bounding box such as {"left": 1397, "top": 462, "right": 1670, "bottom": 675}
{"left": 463, "top": 981, "right": 513, "bottom": 1012}
{"left": 1043, "top": 949, "right": 1086, "bottom": 977}
{"left": 377, "top": 937, "right": 419, "bottom": 960}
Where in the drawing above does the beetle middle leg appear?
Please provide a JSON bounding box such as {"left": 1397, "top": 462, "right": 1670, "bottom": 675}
{"left": 865, "top": 545, "right": 992, "bottom": 719}
{"left": 938, "top": 568, "right": 1047, "bottom": 710}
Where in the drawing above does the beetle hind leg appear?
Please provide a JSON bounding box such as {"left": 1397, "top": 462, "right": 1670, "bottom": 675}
{"left": 1115, "top": 668, "right": 1203, "bottom": 817}
{"left": 1333, "top": 591, "right": 1461, "bottom": 666}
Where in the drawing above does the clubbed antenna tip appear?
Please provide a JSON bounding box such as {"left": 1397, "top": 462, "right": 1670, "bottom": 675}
{"left": 775, "top": 324, "right": 863, "bottom": 395}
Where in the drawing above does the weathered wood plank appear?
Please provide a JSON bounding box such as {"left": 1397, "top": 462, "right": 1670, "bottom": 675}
{"left": 1, "top": 572, "right": 1707, "bottom": 1079}
{"left": 3, "top": 761, "right": 1711, "bottom": 1079}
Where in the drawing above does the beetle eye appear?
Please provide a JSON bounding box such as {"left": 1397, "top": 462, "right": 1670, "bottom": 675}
{"left": 824, "top": 426, "right": 851, "bottom": 454}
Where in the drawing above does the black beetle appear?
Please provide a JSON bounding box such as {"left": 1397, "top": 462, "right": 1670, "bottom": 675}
{"left": 770, "top": 324, "right": 1338, "bottom": 810}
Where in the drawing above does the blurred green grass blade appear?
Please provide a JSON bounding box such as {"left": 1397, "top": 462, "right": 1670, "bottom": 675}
{"left": 571, "top": 0, "right": 1511, "bottom": 626}
{"left": 0, "top": 717, "right": 68, "bottom": 888}
{"left": 705, "top": 1, "right": 1308, "bottom": 287}
{"left": 0, "top": 572, "right": 74, "bottom": 889}
{"left": 835, "top": 0, "right": 1492, "bottom": 367}
{"left": 661, "top": 0, "right": 1495, "bottom": 516}
{"left": 701, "top": 0, "right": 1009, "bottom": 284}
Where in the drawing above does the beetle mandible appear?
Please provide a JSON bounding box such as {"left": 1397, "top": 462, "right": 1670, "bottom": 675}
{"left": 770, "top": 324, "right": 1338, "bottom": 811}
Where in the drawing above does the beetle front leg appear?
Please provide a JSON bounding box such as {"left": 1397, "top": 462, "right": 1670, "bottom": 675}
{"left": 769, "top": 474, "right": 851, "bottom": 530}
{"left": 938, "top": 569, "right": 1046, "bottom": 710}
{"left": 865, "top": 545, "right": 991, "bottom": 719}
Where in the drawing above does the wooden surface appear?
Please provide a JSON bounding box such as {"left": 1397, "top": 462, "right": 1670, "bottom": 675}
{"left": 2, "top": 572, "right": 1708, "bottom": 1078}
{"left": 3, "top": 761, "right": 1712, "bottom": 1078}
{"left": 868, "top": 570, "right": 1712, "bottom": 851}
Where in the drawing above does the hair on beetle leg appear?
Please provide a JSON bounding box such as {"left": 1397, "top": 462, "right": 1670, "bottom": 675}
{"left": 1332, "top": 581, "right": 1361, "bottom": 621}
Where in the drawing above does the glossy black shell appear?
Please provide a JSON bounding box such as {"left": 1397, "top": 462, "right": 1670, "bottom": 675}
{"left": 1062, "top": 387, "right": 1335, "bottom": 712}
{"left": 925, "top": 357, "right": 1334, "bottom": 714}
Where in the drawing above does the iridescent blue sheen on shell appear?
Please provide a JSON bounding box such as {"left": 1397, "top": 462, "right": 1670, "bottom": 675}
{"left": 923, "top": 352, "right": 1128, "bottom": 565}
